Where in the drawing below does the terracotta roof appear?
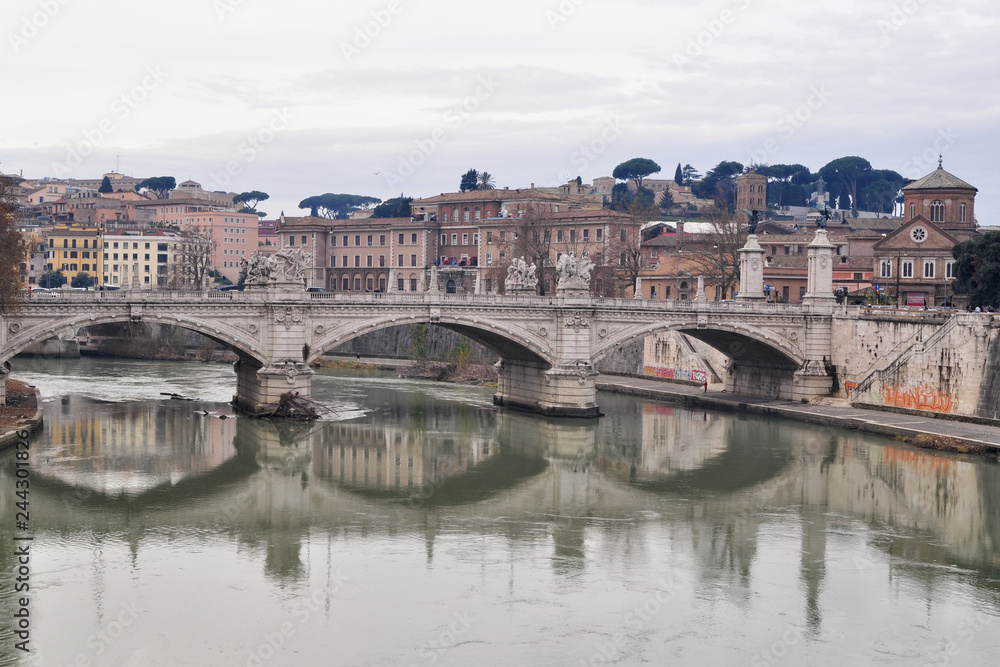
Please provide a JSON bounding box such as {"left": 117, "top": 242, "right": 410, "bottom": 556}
{"left": 902, "top": 166, "right": 977, "bottom": 192}
{"left": 414, "top": 189, "right": 573, "bottom": 205}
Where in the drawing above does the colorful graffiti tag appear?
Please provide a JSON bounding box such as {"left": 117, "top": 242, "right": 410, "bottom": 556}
{"left": 881, "top": 384, "right": 959, "bottom": 414}
{"left": 644, "top": 366, "right": 708, "bottom": 384}
{"left": 845, "top": 381, "right": 858, "bottom": 395}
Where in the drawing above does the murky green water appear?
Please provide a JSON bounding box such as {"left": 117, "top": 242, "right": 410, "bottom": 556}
{"left": 2, "top": 357, "right": 1000, "bottom": 666}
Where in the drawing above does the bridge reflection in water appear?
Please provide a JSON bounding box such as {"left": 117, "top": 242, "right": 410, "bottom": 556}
{"left": 2, "top": 384, "right": 1000, "bottom": 664}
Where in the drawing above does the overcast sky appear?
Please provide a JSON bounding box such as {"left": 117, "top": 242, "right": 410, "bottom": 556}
{"left": 3, "top": 0, "right": 999, "bottom": 223}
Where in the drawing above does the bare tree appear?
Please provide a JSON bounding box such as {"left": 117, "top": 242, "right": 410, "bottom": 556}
{"left": 597, "top": 201, "right": 654, "bottom": 297}
{"left": 488, "top": 208, "right": 558, "bottom": 295}
{"left": 0, "top": 174, "right": 26, "bottom": 313}
{"left": 170, "top": 227, "right": 214, "bottom": 289}
{"left": 686, "top": 205, "right": 746, "bottom": 300}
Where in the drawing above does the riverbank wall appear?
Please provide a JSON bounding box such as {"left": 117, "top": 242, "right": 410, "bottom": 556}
{"left": 596, "top": 374, "right": 1000, "bottom": 454}
{"left": 0, "top": 384, "right": 43, "bottom": 453}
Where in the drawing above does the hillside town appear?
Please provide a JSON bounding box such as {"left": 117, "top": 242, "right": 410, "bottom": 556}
{"left": 6, "top": 157, "right": 981, "bottom": 309}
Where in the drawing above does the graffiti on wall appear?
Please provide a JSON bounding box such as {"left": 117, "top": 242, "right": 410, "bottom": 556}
{"left": 880, "top": 384, "right": 960, "bottom": 414}
{"left": 644, "top": 366, "right": 708, "bottom": 384}
{"left": 845, "top": 381, "right": 858, "bottom": 395}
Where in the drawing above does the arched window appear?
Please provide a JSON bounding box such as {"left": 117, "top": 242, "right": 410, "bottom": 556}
{"left": 463, "top": 207, "right": 470, "bottom": 222}
{"left": 452, "top": 208, "right": 459, "bottom": 222}
{"left": 446, "top": 279, "right": 457, "bottom": 294}
{"left": 909, "top": 203, "right": 915, "bottom": 220}
{"left": 474, "top": 207, "right": 481, "bottom": 220}
{"left": 930, "top": 200, "right": 945, "bottom": 222}
{"left": 960, "top": 202, "right": 967, "bottom": 223}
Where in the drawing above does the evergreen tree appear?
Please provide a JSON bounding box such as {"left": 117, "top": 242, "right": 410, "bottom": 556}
{"left": 674, "top": 163, "right": 684, "bottom": 185}
{"left": 98, "top": 176, "right": 113, "bottom": 193}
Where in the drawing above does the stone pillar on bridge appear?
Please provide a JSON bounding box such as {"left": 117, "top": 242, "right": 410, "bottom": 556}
{"left": 792, "top": 228, "right": 837, "bottom": 400}
{"left": 694, "top": 276, "right": 708, "bottom": 303}
{"left": 493, "top": 253, "right": 601, "bottom": 418}
{"left": 737, "top": 235, "right": 766, "bottom": 300}
{"left": 233, "top": 248, "right": 316, "bottom": 416}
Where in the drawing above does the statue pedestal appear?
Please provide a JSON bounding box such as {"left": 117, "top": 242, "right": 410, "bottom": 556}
{"left": 803, "top": 229, "right": 836, "bottom": 313}
{"left": 737, "top": 234, "right": 766, "bottom": 301}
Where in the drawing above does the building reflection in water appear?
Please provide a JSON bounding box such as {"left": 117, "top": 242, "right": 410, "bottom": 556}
{"left": 6, "top": 387, "right": 1000, "bottom": 647}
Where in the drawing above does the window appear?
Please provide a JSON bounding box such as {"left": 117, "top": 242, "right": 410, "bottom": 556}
{"left": 379, "top": 255, "right": 385, "bottom": 267}
{"left": 398, "top": 277, "right": 405, "bottom": 291}
{"left": 486, "top": 253, "right": 493, "bottom": 266}
{"left": 443, "top": 212, "right": 449, "bottom": 223}
{"left": 473, "top": 234, "right": 479, "bottom": 245}
{"left": 487, "top": 230, "right": 493, "bottom": 244}
{"left": 930, "top": 200, "right": 945, "bottom": 222}
{"left": 453, "top": 208, "right": 459, "bottom": 222}
{"left": 463, "top": 208, "right": 470, "bottom": 222}
{"left": 462, "top": 233, "right": 469, "bottom": 246}
{"left": 923, "top": 259, "right": 935, "bottom": 278}
{"left": 288, "top": 235, "right": 295, "bottom": 246}
{"left": 332, "top": 236, "right": 337, "bottom": 247}
{"left": 343, "top": 277, "right": 350, "bottom": 290}
{"left": 366, "top": 256, "right": 373, "bottom": 268}
{"left": 342, "top": 255, "right": 348, "bottom": 267}
{"left": 620, "top": 229, "right": 627, "bottom": 242}
{"left": 355, "top": 278, "right": 361, "bottom": 291}
{"left": 474, "top": 207, "right": 481, "bottom": 221}
{"left": 946, "top": 261, "right": 955, "bottom": 278}
{"left": 410, "top": 254, "right": 417, "bottom": 266}
{"left": 442, "top": 234, "right": 447, "bottom": 246}
{"left": 570, "top": 229, "right": 576, "bottom": 242}
{"left": 398, "top": 233, "right": 404, "bottom": 244}
{"left": 909, "top": 203, "right": 916, "bottom": 220}
{"left": 411, "top": 233, "right": 417, "bottom": 244}
{"left": 960, "top": 203, "right": 967, "bottom": 223}
{"left": 355, "top": 235, "right": 361, "bottom": 246}
{"left": 583, "top": 229, "right": 590, "bottom": 241}
{"left": 557, "top": 230, "right": 564, "bottom": 242}
{"left": 596, "top": 229, "right": 603, "bottom": 241}
{"left": 410, "top": 278, "right": 418, "bottom": 291}
{"left": 902, "top": 260, "right": 914, "bottom": 278}
{"left": 452, "top": 234, "right": 458, "bottom": 245}
{"left": 343, "top": 235, "right": 349, "bottom": 247}
{"left": 354, "top": 256, "right": 361, "bottom": 268}
{"left": 499, "top": 231, "right": 506, "bottom": 242}
{"left": 380, "top": 235, "right": 386, "bottom": 246}
{"left": 367, "top": 235, "right": 373, "bottom": 247}
{"left": 398, "top": 254, "right": 404, "bottom": 266}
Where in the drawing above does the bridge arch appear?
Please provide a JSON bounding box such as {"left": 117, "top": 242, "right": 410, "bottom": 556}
{"left": 308, "top": 314, "right": 555, "bottom": 366}
{"left": 592, "top": 321, "right": 805, "bottom": 369}
{"left": 2, "top": 313, "right": 266, "bottom": 367}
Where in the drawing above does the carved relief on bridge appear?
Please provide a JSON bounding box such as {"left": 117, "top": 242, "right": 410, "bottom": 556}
{"left": 274, "top": 306, "right": 304, "bottom": 330}
{"left": 565, "top": 311, "right": 590, "bottom": 332}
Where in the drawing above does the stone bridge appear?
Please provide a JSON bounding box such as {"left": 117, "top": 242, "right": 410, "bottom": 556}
{"left": 0, "top": 288, "right": 837, "bottom": 417}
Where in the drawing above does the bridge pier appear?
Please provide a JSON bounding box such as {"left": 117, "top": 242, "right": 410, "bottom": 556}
{"left": 233, "top": 358, "right": 314, "bottom": 417}
{"left": 494, "top": 360, "right": 601, "bottom": 418}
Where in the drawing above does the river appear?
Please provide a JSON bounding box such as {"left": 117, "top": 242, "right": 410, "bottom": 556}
{"left": 1, "top": 357, "right": 999, "bottom": 666}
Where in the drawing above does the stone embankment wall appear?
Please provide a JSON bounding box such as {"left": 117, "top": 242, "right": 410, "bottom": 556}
{"left": 831, "top": 312, "right": 998, "bottom": 420}
{"left": 640, "top": 332, "right": 728, "bottom": 385}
